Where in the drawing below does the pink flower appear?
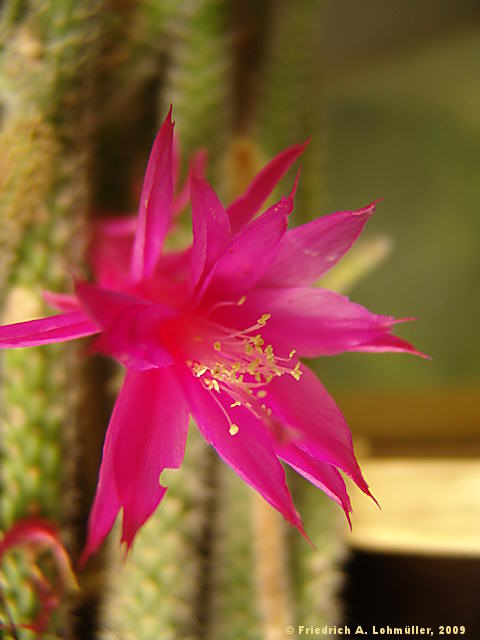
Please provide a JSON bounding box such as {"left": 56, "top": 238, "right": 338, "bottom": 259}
{"left": 0, "top": 108, "right": 423, "bottom": 565}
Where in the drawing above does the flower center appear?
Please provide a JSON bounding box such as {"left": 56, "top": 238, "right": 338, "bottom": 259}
{"left": 185, "top": 311, "right": 301, "bottom": 434}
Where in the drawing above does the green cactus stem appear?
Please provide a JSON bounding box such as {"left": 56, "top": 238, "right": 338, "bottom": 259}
{"left": 289, "top": 479, "right": 346, "bottom": 629}
{"left": 0, "top": 1, "right": 102, "bottom": 636}
{"left": 209, "top": 466, "right": 261, "bottom": 640}
{"left": 161, "top": 0, "right": 231, "bottom": 182}
{"left": 254, "top": 0, "right": 326, "bottom": 222}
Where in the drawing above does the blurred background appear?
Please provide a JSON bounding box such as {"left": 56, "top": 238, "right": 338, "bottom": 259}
{"left": 319, "top": 1, "right": 480, "bottom": 636}
{"left": 1, "top": 1, "right": 479, "bottom": 638}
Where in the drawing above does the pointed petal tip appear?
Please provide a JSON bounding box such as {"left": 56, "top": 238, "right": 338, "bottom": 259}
{"left": 303, "top": 528, "right": 316, "bottom": 550}
{"left": 391, "top": 315, "right": 417, "bottom": 324}
{"left": 190, "top": 156, "right": 206, "bottom": 183}
{"left": 363, "top": 484, "right": 381, "bottom": 510}
{"left": 77, "top": 543, "right": 95, "bottom": 571}
{"left": 389, "top": 319, "right": 429, "bottom": 356}
{"left": 294, "top": 137, "right": 311, "bottom": 156}
{"left": 354, "top": 200, "right": 378, "bottom": 217}
{"left": 294, "top": 517, "right": 315, "bottom": 549}
{"left": 290, "top": 169, "right": 301, "bottom": 200}
{"left": 405, "top": 348, "right": 430, "bottom": 360}
{"left": 166, "top": 104, "right": 174, "bottom": 126}
{"left": 302, "top": 136, "right": 312, "bottom": 149}
{"left": 357, "top": 326, "right": 430, "bottom": 360}
{"left": 353, "top": 197, "right": 384, "bottom": 218}
{"left": 192, "top": 148, "right": 208, "bottom": 177}
{"left": 120, "top": 529, "right": 135, "bottom": 553}
{"left": 119, "top": 541, "right": 131, "bottom": 566}
{"left": 392, "top": 335, "right": 431, "bottom": 360}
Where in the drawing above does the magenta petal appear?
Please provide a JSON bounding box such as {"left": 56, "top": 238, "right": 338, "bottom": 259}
{"left": 43, "top": 291, "right": 80, "bottom": 311}
{"left": 227, "top": 140, "right": 308, "bottom": 233}
{"left": 80, "top": 368, "right": 188, "bottom": 562}
{"left": 172, "top": 178, "right": 189, "bottom": 217}
{"left": 260, "top": 202, "right": 376, "bottom": 287}
{"left": 0, "top": 311, "right": 99, "bottom": 348}
{"left": 173, "top": 149, "right": 207, "bottom": 216}
{"left": 266, "top": 363, "right": 372, "bottom": 498}
{"left": 75, "top": 281, "right": 149, "bottom": 327}
{"left": 131, "top": 108, "right": 175, "bottom": 281}
{"left": 172, "top": 131, "right": 181, "bottom": 192}
{"left": 277, "top": 444, "right": 352, "bottom": 522}
{"left": 92, "top": 305, "right": 175, "bottom": 369}
{"left": 90, "top": 217, "right": 136, "bottom": 288}
{"left": 181, "top": 371, "right": 304, "bottom": 532}
{"left": 348, "top": 331, "right": 429, "bottom": 358}
{"left": 79, "top": 411, "right": 121, "bottom": 566}
{"left": 111, "top": 368, "right": 189, "bottom": 548}
{"left": 95, "top": 216, "right": 137, "bottom": 237}
{"left": 190, "top": 167, "right": 231, "bottom": 290}
{"left": 227, "top": 286, "right": 419, "bottom": 358}
{"left": 75, "top": 282, "right": 176, "bottom": 368}
{"left": 202, "top": 182, "right": 298, "bottom": 300}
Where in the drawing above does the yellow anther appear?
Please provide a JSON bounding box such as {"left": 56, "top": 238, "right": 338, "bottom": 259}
{"left": 214, "top": 341, "right": 222, "bottom": 352}
{"left": 290, "top": 363, "right": 302, "bottom": 381}
{"left": 245, "top": 343, "right": 254, "bottom": 355}
{"left": 193, "top": 364, "right": 208, "bottom": 377}
{"left": 230, "top": 400, "right": 241, "bottom": 408}
{"left": 289, "top": 349, "right": 296, "bottom": 359}
{"left": 212, "top": 379, "right": 220, "bottom": 393}
{"left": 237, "top": 296, "right": 246, "bottom": 306}
{"left": 264, "top": 345, "right": 274, "bottom": 360}
{"left": 257, "top": 390, "right": 267, "bottom": 398}
{"left": 251, "top": 334, "right": 264, "bottom": 348}
{"left": 257, "top": 313, "right": 271, "bottom": 326}
{"left": 248, "top": 358, "right": 260, "bottom": 375}
{"left": 212, "top": 364, "right": 223, "bottom": 377}
{"left": 229, "top": 424, "right": 239, "bottom": 436}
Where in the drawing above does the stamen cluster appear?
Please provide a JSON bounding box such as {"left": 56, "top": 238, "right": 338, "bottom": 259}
{"left": 187, "top": 312, "right": 301, "bottom": 435}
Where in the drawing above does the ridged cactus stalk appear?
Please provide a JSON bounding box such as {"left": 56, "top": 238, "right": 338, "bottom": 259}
{"left": 0, "top": 1, "right": 102, "bottom": 636}
{"left": 209, "top": 465, "right": 262, "bottom": 640}
{"left": 254, "top": 0, "right": 326, "bottom": 222}
{"left": 161, "top": 0, "right": 231, "bottom": 178}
